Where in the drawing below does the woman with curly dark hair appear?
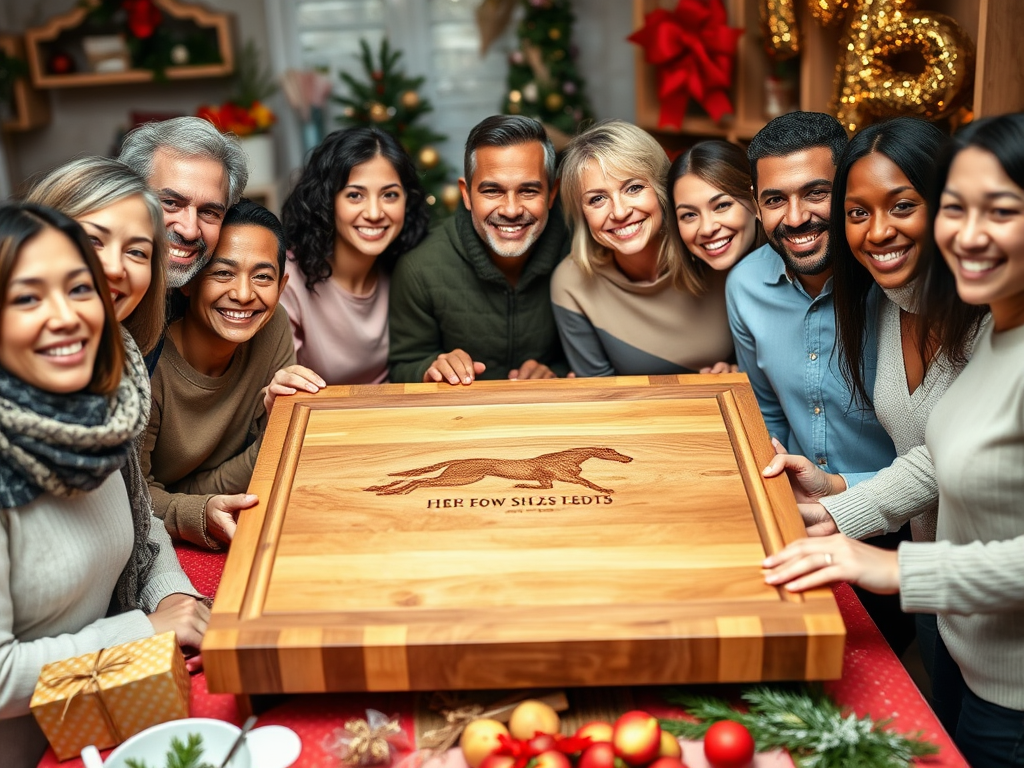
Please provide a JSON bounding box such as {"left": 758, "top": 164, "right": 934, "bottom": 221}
{"left": 278, "top": 127, "right": 429, "bottom": 385}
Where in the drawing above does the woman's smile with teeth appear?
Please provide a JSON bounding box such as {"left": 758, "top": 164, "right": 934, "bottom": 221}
{"left": 611, "top": 220, "right": 643, "bottom": 237}
{"left": 866, "top": 247, "right": 908, "bottom": 263}
{"left": 356, "top": 226, "right": 386, "bottom": 237}
{"left": 960, "top": 257, "right": 1002, "bottom": 273}
{"left": 702, "top": 235, "right": 733, "bottom": 252}
{"left": 40, "top": 340, "right": 85, "bottom": 357}
{"left": 219, "top": 309, "right": 258, "bottom": 320}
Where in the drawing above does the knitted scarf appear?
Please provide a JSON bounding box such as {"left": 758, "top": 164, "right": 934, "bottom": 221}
{"left": 0, "top": 328, "right": 158, "bottom": 611}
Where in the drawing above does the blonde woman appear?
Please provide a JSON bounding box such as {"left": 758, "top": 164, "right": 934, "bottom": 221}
{"left": 552, "top": 120, "right": 733, "bottom": 376}
{"left": 26, "top": 156, "right": 168, "bottom": 362}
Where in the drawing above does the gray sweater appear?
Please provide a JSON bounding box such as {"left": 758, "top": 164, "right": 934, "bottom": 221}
{"left": 822, "top": 297, "right": 984, "bottom": 541}
{"left": 0, "top": 473, "right": 197, "bottom": 768}
{"left": 899, "top": 321, "right": 1024, "bottom": 710}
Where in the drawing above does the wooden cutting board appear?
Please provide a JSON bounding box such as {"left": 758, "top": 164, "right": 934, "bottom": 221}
{"left": 202, "top": 375, "right": 844, "bottom": 694}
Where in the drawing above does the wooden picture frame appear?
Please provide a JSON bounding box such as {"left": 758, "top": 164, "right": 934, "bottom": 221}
{"left": 203, "top": 375, "right": 844, "bottom": 695}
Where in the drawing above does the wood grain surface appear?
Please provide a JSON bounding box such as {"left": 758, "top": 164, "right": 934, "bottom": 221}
{"left": 203, "top": 375, "right": 845, "bottom": 694}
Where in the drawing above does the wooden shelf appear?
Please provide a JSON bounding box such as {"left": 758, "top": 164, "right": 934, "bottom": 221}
{"left": 24, "top": 0, "right": 233, "bottom": 89}
{"left": 633, "top": 0, "right": 1024, "bottom": 144}
{"left": 0, "top": 35, "right": 50, "bottom": 132}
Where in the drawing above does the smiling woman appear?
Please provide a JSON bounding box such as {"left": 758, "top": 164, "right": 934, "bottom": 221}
{"left": 279, "top": 127, "right": 430, "bottom": 385}
{"left": 0, "top": 202, "right": 205, "bottom": 768}
{"left": 142, "top": 200, "right": 297, "bottom": 550}
{"left": 552, "top": 120, "right": 734, "bottom": 377}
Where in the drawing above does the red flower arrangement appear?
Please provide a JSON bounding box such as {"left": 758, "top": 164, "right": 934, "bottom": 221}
{"left": 196, "top": 101, "right": 275, "bottom": 137}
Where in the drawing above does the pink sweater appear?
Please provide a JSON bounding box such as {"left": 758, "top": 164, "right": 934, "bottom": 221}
{"left": 280, "top": 257, "right": 390, "bottom": 385}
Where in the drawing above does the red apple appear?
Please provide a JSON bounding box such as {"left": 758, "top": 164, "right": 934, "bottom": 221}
{"left": 648, "top": 759, "right": 688, "bottom": 768}
{"left": 534, "top": 751, "right": 572, "bottom": 768}
{"left": 578, "top": 742, "right": 617, "bottom": 768}
{"left": 703, "top": 720, "right": 755, "bottom": 768}
{"left": 612, "top": 711, "right": 662, "bottom": 766}
{"left": 575, "top": 721, "right": 614, "bottom": 744}
{"left": 658, "top": 731, "right": 682, "bottom": 759}
{"left": 479, "top": 755, "right": 516, "bottom": 768}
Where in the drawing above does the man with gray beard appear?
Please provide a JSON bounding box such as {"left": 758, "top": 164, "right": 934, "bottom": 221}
{"left": 119, "top": 116, "right": 249, "bottom": 289}
{"left": 388, "top": 115, "right": 570, "bottom": 384}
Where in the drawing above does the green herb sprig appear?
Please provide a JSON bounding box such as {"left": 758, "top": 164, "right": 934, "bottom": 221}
{"left": 659, "top": 685, "right": 938, "bottom": 768}
{"left": 125, "top": 733, "right": 216, "bottom": 768}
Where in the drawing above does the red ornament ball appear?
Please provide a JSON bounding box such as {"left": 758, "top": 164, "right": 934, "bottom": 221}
{"left": 703, "top": 721, "right": 755, "bottom": 768}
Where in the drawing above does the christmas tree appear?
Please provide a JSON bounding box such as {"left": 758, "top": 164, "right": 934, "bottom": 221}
{"left": 333, "top": 39, "right": 458, "bottom": 219}
{"left": 503, "top": 0, "right": 594, "bottom": 139}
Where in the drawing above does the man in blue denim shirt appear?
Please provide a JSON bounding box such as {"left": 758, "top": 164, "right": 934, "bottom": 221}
{"left": 726, "top": 112, "right": 897, "bottom": 488}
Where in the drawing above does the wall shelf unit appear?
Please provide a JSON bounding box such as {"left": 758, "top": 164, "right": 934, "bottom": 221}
{"left": 1, "top": 35, "right": 50, "bottom": 132}
{"left": 24, "top": 0, "right": 234, "bottom": 89}
{"left": 633, "top": 0, "right": 1024, "bottom": 144}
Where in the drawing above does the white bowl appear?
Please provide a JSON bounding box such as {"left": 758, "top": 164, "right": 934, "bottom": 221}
{"left": 89, "top": 718, "right": 300, "bottom": 768}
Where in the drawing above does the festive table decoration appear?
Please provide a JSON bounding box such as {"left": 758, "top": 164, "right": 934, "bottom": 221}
{"left": 627, "top": 0, "right": 744, "bottom": 129}
{"left": 327, "top": 709, "right": 410, "bottom": 766}
{"left": 30, "top": 632, "right": 191, "bottom": 760}
{"left": 196, "top": 39, "right": 277, "bottom": 137}
{"left": 659, "top": 686, "right": 938, "bottom": 768}
{"left": 420, "top": 693, "right": 569, "bottom": 755}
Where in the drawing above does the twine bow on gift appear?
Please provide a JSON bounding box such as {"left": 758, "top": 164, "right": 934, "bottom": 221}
{"left": 628, "top": 0, "right": 744, "bottom": 129}
{"left": 333, "top": 709, "right": 409, "bottom": 766}
{"left": 43, "top": 648, "right": 133, "bottom": 740}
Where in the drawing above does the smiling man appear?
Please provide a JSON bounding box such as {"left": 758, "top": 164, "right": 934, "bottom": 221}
{"left": 387, "top": 115, "right": 571, "bottom": 384}
{"left": 119, "top": 116, "right": 249, "bottom": 289}
{"left": 726, "top": 111, "right": 895, "bottom": 482}
{"left": 142, "top": 201, "right": 295, "bottom": 550}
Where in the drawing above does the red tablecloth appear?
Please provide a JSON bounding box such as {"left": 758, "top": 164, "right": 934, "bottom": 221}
{"left": 39, "top": 545, "right": 968, "bottom": 767}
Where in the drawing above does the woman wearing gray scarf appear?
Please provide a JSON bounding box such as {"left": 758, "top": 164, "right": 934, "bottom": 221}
{"left": 0, "top": 203, "right": 206, "bottom": 768}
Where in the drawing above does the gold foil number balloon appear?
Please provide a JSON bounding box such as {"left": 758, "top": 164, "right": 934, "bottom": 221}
{"left": 831, "top": 0, "right": 974, "bottom": 133}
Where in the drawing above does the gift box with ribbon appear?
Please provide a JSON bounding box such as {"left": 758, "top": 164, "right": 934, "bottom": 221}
{"left": 29, "top": 631, "right": 190, "bottom": 760}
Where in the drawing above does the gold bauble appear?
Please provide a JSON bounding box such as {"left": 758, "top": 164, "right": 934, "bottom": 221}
{"left": 759, "top": 0, "right": 800, "bottom": 60}
{"left": 548, "top": 28, "right": 561, "bottom": 41}
{"left": 508, "top": 89, "right": 522, "bottom": 103}
{"left": 441, "top": 183, "right": 462, "bottom": 212}
{"left": 419, "top": 146, "right": 440, "bottom": 169}
{"left": 830, "top": 0, "right": 974, "bottom": 134}
{"left": 507, "top": 101, "right": 522, "bottom": 114}
{"left": 400, "top": 90, "right": 420, "bottom": 109}
{"left": 545, "top": 92, "right": 564, "bottom": 111}
{"left": 368, "top": 102, "right": 389, "bottom": 122}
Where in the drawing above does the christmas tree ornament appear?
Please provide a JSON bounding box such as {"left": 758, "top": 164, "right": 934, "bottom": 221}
{"left": 548, "top": 28, "right": 561, "bottom": 41}
{"left": 510, "top": 50, "right": 525, "bottom": 65}
{"left": 368, "top": 102, "right": 388, "bottom": 122}
{"left": 508, "top": 89, "right": 522, "bottom": 103}
{"left": 545, "top": 92, "right": 563, "bottom": 111}
{"left": 419, "top": 146, "right": 440, "bottom": 169}
{"left": 400, "top": 89, "right": 420, "bottom": 109}
{"left": 170, "top": 44, "right": 189, "bottom": 65}
{"left": 523, "top": 82, "right": 539, "bottom": 102}
{"left": 441, "top": 184, "right": 462, "bottom": 212}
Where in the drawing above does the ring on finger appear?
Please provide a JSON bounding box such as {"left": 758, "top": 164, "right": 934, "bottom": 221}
{"left": 823, "top": 552, "right": 833, "bottom": 567}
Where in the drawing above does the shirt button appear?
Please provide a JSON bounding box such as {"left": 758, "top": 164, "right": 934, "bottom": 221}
{"left": 811, "top": 305, "right": 818, "bottom": 312}
{"left": 814, "top": 407, "right": 821, "bottom": 414}
{"left": 809, "top": 352, "right": 818, "bottom": 360}
{"left": 817, "top": 457, "right": 827, "bottom": 465}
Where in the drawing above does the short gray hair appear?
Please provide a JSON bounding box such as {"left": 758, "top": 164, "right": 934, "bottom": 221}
{"left": 464, "top": 115, "right": 556, "bottom": 186}
{"left": 118, "top": 116, "right": 249, "bottom": 205}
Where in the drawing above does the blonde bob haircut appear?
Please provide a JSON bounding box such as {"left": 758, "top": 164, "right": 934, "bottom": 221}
{"left": 558, "top": 120, "right": 687, "bottom": 292}
{"left": 27, "top": 156, "right": 168, "bottom": 355}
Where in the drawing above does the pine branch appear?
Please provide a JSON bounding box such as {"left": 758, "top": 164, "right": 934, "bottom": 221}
{"left": 124, "top": 734, "right": 215, "bottom": 768}
{"left": 660, "top": 686, "right": 938, "bottom": 768}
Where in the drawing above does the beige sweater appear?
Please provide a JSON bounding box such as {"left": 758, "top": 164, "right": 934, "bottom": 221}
{"left": 899, "top": 321, "right": 1024, "bottom": 710}
{"left": 142, "top": 307, "right": 295, "bottom": 548}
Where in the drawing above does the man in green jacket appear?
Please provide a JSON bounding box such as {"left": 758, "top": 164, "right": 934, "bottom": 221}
{"left": 388, "top": 115, "right": 571, "bottom": 384}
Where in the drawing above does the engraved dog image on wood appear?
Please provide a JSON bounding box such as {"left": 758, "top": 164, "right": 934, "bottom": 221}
{"left": 364, "top": 447, "right": 634, "bottom": 495}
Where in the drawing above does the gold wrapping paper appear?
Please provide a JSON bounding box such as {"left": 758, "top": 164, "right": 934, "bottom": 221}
{"left": 30, "top": 632, "right": 190, "bottom": 760}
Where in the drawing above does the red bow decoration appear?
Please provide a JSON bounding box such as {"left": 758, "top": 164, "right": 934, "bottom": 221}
{"left": 122, "top": 0, "right": 162, "bottom": 39}
{"left": 493, "top": 733, "right": 595, "bottom": 768}
{"left": 628, "top": 0, "right": 744, "bottom": 129}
